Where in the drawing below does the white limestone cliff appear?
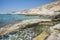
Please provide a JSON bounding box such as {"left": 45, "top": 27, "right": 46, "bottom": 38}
{"left": 7, "top": 1, "right": 60, "bottom": 18}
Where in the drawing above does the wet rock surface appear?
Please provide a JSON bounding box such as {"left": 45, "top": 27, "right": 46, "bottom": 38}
{"left": 0, "top": 21, "right": 60, "bottom": 40}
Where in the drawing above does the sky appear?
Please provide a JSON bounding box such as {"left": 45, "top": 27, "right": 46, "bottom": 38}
{"left": 0, "top": 0, "right": 55, "bottom": 14}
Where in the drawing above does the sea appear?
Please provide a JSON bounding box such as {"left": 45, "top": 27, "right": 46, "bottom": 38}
{"left": 0, "top": 14, "right": 41, "bottom": 40}
{"left": 0, "top": 14, "right": 41, "bottom": 28}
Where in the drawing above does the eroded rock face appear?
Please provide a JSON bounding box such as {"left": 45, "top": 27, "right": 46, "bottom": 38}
{"left": 52, "top": 14, "right": 60, "bottom": 21}
{"left": 7, "top": 1, "right": 60, "bottom": 18}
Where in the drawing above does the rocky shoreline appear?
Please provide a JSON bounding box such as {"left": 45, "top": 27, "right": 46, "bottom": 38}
{"left": 0, "top": 18, "right": 60, "bottom": 40}
{"left": 7, "top": 1, "right": 60, "bottom": 19}
{"left": 0, "top": 0, "right": 60, "bottom": 40}
{"left": 0, "top": 19, "right": 51, "bottom": 35}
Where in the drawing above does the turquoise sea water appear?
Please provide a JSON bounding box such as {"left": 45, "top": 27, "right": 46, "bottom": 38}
{"left": 0, "top": 14, "right": 40, "bottom": 27}
{"left": 0, "top": 14, "right": 40, "bottom": 40}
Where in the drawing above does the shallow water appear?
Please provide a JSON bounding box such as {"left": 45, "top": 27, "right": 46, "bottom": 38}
{"left": 0, "top": 14, "right": 41, "bottom": 27}
{"left": 0, "top": 14, "right": 41, "bottom": 40}
{"left": 0, "top": 28, "right": 36, "bottom": 40}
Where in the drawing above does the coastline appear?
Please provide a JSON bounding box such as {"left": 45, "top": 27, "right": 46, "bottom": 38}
{"left": 6, "top": 1, "right": 60, "bottom": 19}
{"left": 0, "top": 19, "right": 51, "bottom": 35}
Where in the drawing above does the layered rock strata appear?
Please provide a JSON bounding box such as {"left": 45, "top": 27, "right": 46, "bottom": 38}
{"left": 7, "top": 1, "right": 60, "bottom": 18}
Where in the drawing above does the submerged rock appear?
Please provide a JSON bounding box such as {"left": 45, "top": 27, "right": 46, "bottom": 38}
{"left": 0, "top": 29, "right": 36, "bottom": 40}
{"left": 0, "top": 19, "right": 51, "bottom": 35}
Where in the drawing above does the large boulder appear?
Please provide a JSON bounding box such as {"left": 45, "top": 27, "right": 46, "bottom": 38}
{"left": 52, "top": 23, "right": 60, "bottom": 30}
{"left": 46, "top": 32, "right": 60, "bottom": 40}
{"left": 52, "top": 14, "right": 60, "bottom": 21}
{"left": 46, "top": 23, "right": 60, "bottom": 40}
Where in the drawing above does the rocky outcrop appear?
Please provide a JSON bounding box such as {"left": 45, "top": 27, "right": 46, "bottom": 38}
{"left": 46, "top": 23, "right": 60, "bottom": 40}
{"left": 33, "top": 31, "right": 49, "bottom": 40}
{"left": 32, "top": 23, "right": 60, "bottom": 40}
{"left": 52, "top": 14, "right": 60, "bottom": 21}
{"left": 7, "top": 1, "right": 60, "bottom": 18}
{"left": 52, "top": 23, "right": 60, "bottom": 30}
{"left": 0, "top": 19, "right": 51, "bottom": 35}
{"left": 46, "top": 31, "right": 60, "bottom": 40}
